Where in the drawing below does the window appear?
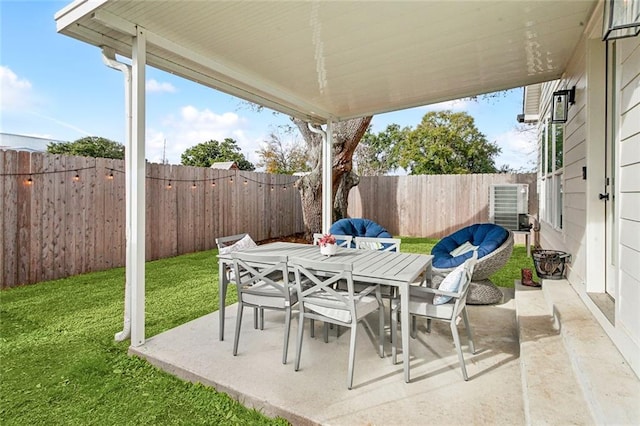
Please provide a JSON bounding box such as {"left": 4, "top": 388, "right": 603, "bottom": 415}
{"left": 540, "top": 118, "right": 563, "bottom": 229}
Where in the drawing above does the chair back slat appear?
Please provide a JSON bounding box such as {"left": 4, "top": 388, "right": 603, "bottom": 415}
{"left": 290, "top": 258, "right": 357, "bottom": 323}
{"left": 355, "top": 236, "right": 401, "bottom": 252}
{"left": 232, "top": 252, "right": 294, "bottom": 303}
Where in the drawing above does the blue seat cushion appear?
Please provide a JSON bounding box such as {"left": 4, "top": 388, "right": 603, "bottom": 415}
{"left": 431, "top": 223, "right": 509, "bottom": 269}
{"left": 329, "top": 218, "right": 393, "bottom": 248}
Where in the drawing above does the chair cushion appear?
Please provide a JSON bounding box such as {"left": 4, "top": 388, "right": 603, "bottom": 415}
{"left": 329, "top": 218, "right": 392, "bottom": 248}
{"left": 304, "top": 291, "right": 379, "bottom": 323}
{"left": 219, "top": 234, "right": 257, "bottom": 255}
{"left": 433, "top": 264, "right": 465, "bottom": 305}
{"left": 241, "top": 280, "right": 297, "bottom": 308}
{"left": 431, "top": 223, "right": 508, "bottom": 269}
{"left": 406, "top": 288, "right": 455, "bottom": 319}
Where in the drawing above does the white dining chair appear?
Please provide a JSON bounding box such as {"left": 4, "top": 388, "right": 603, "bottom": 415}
{"left": 290, "top": 257, "right": 384, "bottom": 389}
{"left": 391, "top": 252, "right": 478, "bottom": 381}
{"left": 231, "top": 252, "right": 296, "bottom": 364}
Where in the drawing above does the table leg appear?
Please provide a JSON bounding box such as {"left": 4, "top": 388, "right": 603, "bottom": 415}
{"left": 219, "top": 259, "right": 228, "bottom": 341}
{"left": 401, "top": 281, "right": 410, "bottom": 383}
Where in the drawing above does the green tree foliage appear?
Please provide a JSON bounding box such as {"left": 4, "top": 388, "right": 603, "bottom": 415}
{"left": 354, "top": 124, "right": 410, "bottom": 176}
{"left": 47, "top": 136, "right": 125, "bottom": 159}
{"left": 397, "top": 111, "right": 501, "bottom": 175}
{"left": 181, "top": 138, "right": 255, "bottom": 170}
{"left": 256, "top": 129, "right": 310, "bottom": 174}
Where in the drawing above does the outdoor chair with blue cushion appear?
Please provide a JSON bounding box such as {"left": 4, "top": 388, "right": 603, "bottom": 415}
{"left": 431, "top": 223, "right": 513, "bottom": 305}
{"left": 329, "top": 218, "right": 393, "bottom": 249}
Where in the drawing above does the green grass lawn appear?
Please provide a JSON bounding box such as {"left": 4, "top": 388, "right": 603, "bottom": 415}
{"left": 0, "top": 238, "right": 531, "bottom": 425}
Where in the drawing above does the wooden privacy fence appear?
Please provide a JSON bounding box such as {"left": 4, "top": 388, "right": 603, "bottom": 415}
{"left": 348, "top": 173, "right": 537, "bottom": 238}
{"left": 1, "top": 150, "right": 537, "bottom": 288}
{"left": 0, "top": 150, "right": 303, "bottom": 288}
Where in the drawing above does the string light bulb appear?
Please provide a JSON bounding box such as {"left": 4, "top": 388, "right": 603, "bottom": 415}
{"left": 25, "top": 176, "right": 34, "bottom": 186}
{"left": 191, "top": 181, "right": 197, "bottom": 189}
{"left": 211, "top": 181, "right": 216, "bottom": 187}
{"left": 166, "top": 180, "right": 172, "bottom": 189}
{"left": 229, "top": 177, "right": 234, "bottom": 184}
{"left": 73, "top": 171, "right": 80, "bottom": 182}
{"left": 270, "top": 186, "right": 274, "bottom": 191}
{"left": 243, "top": 179, "right": 248, "bottom": 185}
{"left": 107, "top": 170, "right": 114, "bottom": 180}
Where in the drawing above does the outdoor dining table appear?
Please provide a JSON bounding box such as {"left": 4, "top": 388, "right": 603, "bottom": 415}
{"left": 217, "top": 241, "right": 433, "bottom": 383}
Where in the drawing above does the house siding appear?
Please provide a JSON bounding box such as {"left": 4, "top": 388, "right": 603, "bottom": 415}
{"left": 618, "top": 37, "right": 640, "bottom": 361}
{"left": 537, "top": 15, "right": 640, "bottom": 377}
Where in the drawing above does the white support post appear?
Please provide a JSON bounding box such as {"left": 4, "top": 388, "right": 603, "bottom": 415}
{"left": 130, "top": 27, "right": 146, "bottom": 347}
{"left": 322, "top": 121, "right": 334, "bottom": 234}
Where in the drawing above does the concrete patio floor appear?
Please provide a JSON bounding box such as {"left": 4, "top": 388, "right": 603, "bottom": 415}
{"left": 131, "top": 289, "right": 525, "bottom": 425}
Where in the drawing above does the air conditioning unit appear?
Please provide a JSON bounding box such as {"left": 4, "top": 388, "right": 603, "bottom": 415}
{"left": 489, "top": 184, "right": 529, "bottom": 231}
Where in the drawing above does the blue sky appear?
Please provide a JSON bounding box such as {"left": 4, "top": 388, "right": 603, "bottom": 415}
{"left": 1, "top": 1, "right": 536, "bottom": 171}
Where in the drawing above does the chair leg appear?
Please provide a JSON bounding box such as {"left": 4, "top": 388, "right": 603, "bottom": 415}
{"left": 378, "top": 301, "right": 385, "bottom": 358}
{"left": 310, "top": 319, "right": 315, "bottom": 338}
{"left": 260, "top": 308, "right": 265, "bottom": 330}
{"left": 253, "top": 307, "right": 258, "bottom": 329}
{"left": 391, "top": 302, "right": 398, "bottom": 364}
{"left": 461, "top": 309, "right": 476, "bottom": 354}
{"left": 233, "top": 302, "right": 244, "bottom": 356}
{"left": 323, "top": 322, "right": 329, "bottom": 343}
{"left": 282, "top": 307, "right": 291, "bottom": 364}
{"left": 295, "top": 311, "right": 305, "bottom": 371}
{"left": 347, "top": 325, "right": 357, "bottom": 390}
{"left": 450, "top": 321, "right": 469, "bottom": 381}
{"left": 411, "top": 315, "right": 417, "bottom": 339}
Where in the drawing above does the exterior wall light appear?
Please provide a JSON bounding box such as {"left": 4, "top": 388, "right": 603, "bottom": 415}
{"left": 603, "top": 0, "right": 640, "bottom": 40}
{"left": 551, "top": 86, "right": 576, "bottom": 124}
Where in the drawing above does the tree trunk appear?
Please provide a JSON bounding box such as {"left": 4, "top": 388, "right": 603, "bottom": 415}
{"left": 292, "top": 116, "right": 372, "bottom": 240}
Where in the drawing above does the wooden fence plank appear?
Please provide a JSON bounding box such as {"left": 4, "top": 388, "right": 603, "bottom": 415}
{"left": 0, "top": 150, "right": 5, "bottom": 287}
{"left": 1, "top": 151, "right": 19, "bottom": 288}
{"left": 28, "top": 152, "right": 43, "bottom": 283}
{"left": 17, "top": 151, "right": 32, "bottom": 285}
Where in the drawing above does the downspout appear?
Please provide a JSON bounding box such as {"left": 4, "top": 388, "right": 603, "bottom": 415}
{"left": 307, "top": 122, "right": 333, "bottom": 234}
{"left": 101, "top": 47, "right": 132, "bottom": 342}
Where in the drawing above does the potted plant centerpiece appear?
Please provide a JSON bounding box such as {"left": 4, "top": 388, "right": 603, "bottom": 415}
{"left": 318, "top": 233, "right": 337, "bottom": 256}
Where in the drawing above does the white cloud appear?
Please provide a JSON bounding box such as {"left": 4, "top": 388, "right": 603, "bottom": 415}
{"left": 420, "top": 98, "right": 471, "bottom": 112}
{"left": 0, "top": 66, "right": 34, "bottom": 110}
{"left": 146, "top": 106, "right": 258, "bottom": 165}
{"left": 146, "top": 79, "right": 176, "bottom": 94}
{"left": 493, "top": 126, "right": 537, "bottom": 172}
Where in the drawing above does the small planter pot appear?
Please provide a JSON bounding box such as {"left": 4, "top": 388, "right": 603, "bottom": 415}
{"left": 320, "top": 244, "right": 337, "bottom": 256}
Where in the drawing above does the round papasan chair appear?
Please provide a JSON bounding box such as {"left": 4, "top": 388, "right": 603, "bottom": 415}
{"left": 431, "top": 223, "right": 514, "bottom": 305}
{"left": 329, "top": 218, "right": 393, "bottom": 248}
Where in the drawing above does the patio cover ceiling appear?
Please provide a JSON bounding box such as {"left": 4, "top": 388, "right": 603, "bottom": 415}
{"left": 55, "top": 0, "right": 598, "bottom": 123}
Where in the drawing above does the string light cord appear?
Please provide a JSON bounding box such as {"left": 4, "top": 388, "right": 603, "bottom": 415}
{"left": 2, "top": 165, "right": 298, "bottom": 188}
